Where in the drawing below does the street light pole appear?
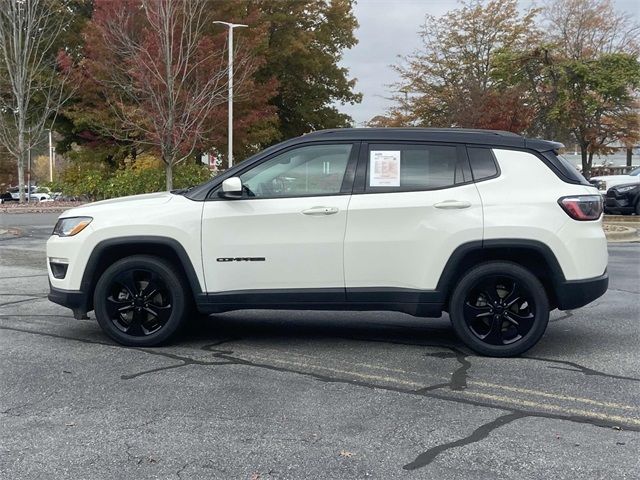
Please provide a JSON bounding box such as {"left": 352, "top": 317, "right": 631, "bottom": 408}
{"left": 213, "top": 21, "right": 247, "bottom": 169}
{"left": 48, "top": 129, "right": 53, "bottom": 182}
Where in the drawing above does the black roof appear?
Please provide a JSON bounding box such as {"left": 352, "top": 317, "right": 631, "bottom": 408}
{"left": 301, "top": 128, "right": 562, "bottom": 152}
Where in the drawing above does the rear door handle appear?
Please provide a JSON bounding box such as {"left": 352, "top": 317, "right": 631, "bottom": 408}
{"left": 434, "top": 200, "right": 472, "bottom": 209}
{"left": 302, "top": 206, "right": 339, "bottom": 216}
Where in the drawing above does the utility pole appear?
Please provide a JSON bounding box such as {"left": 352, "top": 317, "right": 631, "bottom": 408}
{"left": 213, "top": 21, "right": 247, "bottom": 169}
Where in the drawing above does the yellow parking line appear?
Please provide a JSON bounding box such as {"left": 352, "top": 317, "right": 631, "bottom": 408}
{"left": 244, "top": 353, "right": 425, "bottom": 388}
{"left": 463, "top": 391, "right": 640, "bottom": 426}
{"left": 239, "top": 352, "right": 640, "bottom": 426}
{"left": 241, "top": 349, "right": 637, "bottom": 412}
{"left": 469, "top": 381, "right": 637, "bottom": 410}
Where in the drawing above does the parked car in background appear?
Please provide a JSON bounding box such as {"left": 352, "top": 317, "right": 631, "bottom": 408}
{"left": 605, "top": 182, "right": 640, "bottom": 215}
{"left": 0, "top": 192, "right": 18, "bottom": 204}
{"left": 7, "top": 186, "right": 52, "bottom": 202}
{"left": 590, "top": 166, "right": 640, "bottom": 193}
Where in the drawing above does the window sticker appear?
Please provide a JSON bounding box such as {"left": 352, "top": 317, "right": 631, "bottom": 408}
{"left": 369, "top": 150, "right": 401, "bottom": 187}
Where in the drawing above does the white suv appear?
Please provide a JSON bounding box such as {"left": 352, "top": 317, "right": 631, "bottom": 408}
{"left": 47, "top": 128, "right": 608, "bottom": 356}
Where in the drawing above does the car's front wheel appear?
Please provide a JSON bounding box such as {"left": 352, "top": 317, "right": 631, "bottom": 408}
{"left": 93, "top": 255, "right": 189, "bottom": 346}
{"left": 448, "top": 261, "right": 550, "bottom": 357}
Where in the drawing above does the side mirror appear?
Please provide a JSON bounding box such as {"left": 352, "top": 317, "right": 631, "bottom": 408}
{"left": 219, "top": 177, "right": 243, "bottom": 199}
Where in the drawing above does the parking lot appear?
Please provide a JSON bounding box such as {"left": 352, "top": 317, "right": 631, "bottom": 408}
{"left": 1, "top": 213, "right": 639, "bottom": 479}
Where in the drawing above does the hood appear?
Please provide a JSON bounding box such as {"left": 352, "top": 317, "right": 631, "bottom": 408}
{"left": 590, "top": 174, "right": 636, "bottom": 182}
{"left": 59, "top": 192, "right": 175, "bottom": 217}
{"left": 610, "top": 182, "right": 640, "bottom": 191}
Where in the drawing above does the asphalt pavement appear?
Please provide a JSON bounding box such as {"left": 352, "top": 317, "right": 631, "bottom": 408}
{"left": 1, "top": 213, "right": 639, "bottom": 479}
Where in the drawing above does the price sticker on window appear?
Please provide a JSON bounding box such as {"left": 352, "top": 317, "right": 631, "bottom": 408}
{"left": 369, "top": 150, "right": 401, "bottom": 187}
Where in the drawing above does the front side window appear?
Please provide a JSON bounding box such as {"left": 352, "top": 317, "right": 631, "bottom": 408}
{"left": 239, "top": 144, "right": 352, "bottom": 198}
{"left": 366, "top": 144, "right": 462, "bottom": 191}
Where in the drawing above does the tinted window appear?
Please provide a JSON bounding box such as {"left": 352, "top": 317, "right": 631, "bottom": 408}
{"left": 553, "top": 153, "right": 590, "bottom": 184}
{"left": 366, "top": 144, "right": 460, "bottom": 191}
{"left": 467, "top": 147, "right": 498, "bottom": 180}
{"left": 239, "top": 144, "right": 352, "bottom": 197}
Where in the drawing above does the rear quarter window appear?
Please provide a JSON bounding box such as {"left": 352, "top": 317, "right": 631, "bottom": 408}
{"left": 467, "top": 147, "right": 498, "bottom": 180}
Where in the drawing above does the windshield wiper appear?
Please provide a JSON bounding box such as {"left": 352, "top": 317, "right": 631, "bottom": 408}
{"left": 170, "top": 185, "right": 195, "bottom": 195}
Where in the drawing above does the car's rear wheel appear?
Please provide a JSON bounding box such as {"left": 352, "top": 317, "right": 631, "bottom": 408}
{"left": 448, "top": 262, "right": 549, "bottom": 357}
{"left": 93, "top": 255, "right": 189, "bottom": 346}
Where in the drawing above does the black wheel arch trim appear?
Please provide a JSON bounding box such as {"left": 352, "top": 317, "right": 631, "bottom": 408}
{"left": 435, "top": 239, "right": 607, "bottom": 310}
{"left": 72, "top": 236, "right": 204, "bottom": 316}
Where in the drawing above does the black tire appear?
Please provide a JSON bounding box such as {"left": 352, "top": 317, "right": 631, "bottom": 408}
{"left": 448, "top": 261, "right": 550, "bottom": 357}
{"left": 93, "top": 255, "right": 190, "bottom": 346}
{"left": 635, "top": 200, "right": 640, "bottom": 216}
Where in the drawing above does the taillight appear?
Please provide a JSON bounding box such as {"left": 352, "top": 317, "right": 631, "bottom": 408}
{"left": 558, "top": 195, "right": 603, "bottom": 221}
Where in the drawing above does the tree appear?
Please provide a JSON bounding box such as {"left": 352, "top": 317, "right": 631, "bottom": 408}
{"left": 255, "top": 0, "right": 361, "bottom": 139}
{"left": 391, "top": 0, "right": 539, "bottom": 130}
{"left": 557, "top": 54, "right": 640, "bottom": 174}
{"left": 63, "top": 0, "right": 278, "bottom": 172}
{"left": 543, "top": 0, "right": 640, "bottom": 59}
{"left": 80, "top": 0, "right": 269, "bottom": 189}
{"left": 493, "top": 0, "right": 640, "bottom": 176}
{"left": 0, "top": 0, "right": 73, "bottom": 202}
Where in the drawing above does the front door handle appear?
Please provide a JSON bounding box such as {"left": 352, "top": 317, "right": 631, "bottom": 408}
{"left": 302, "top": 206, "right": 339, "bottom": 216}
{"left": 434, "top": 200, "right": 472, "bottom": 209}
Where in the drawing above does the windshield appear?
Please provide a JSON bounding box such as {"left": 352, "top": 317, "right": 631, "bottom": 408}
{"left": 631, "top": 167, "right": 640, "bottom": 176}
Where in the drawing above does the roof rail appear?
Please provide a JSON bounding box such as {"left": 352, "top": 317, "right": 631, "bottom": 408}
{"left": 307, "top": 127, "right": 522, "bottom": 137}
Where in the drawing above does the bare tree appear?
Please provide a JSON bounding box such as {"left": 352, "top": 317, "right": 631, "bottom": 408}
{"left": 0, "top": 0, "right": 72, "bottom": 202}
{"left": 86, "top": 0, "right": 247, "bottom": 190}
{"left": 544, "top": 0, "right": 640, "bottom": 59}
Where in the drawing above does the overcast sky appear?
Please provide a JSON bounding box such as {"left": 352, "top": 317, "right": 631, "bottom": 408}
{"left": 338, "top": 0, "right": 640, "bottom": 125}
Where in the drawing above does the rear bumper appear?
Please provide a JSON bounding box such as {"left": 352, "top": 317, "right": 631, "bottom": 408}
{"left": 555, "top": 271, "right": 608, "bottom": 310}
{"left": 48, "top": 283, "right": 90, "bottom": 319}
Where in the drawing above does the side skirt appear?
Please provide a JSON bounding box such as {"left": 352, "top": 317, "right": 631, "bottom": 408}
{"left": 195, "top": 289, "right": 444, "bottom": 318}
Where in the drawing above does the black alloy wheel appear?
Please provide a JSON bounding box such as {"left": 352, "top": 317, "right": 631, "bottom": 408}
{"left": 463, "top": 275, "right": 536, "bottom": 346}
{"left": 105, "top": 269, "right": 172, "bottom": 336}
{"left": 94, "top": 255, "right": 189, "bottom": 346}
{"left": 449, "top": 262, "right": 550, "bottom": 357}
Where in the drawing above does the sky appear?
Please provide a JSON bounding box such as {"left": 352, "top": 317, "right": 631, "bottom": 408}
{"left": 338, "top": 0, "right": 640, "bottom": 126}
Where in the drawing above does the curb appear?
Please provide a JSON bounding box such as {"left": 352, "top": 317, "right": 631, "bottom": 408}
{"left": 0, "top": 227, "right": 22, "bottom": 239}
{"left": 604, "top": 214, "right": 640, "bottom": 224}
{"left": 604, "top": 223, "right": 640, "bottom": 243}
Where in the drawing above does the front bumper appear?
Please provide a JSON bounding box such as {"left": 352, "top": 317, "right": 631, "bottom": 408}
{"left": 605, "top": 192, "right": 635, "bottom": 213}
{"left": 555, "top": 271, "right": 608, "bottom": 310}
{"left": 48, "top": 283, "right": 90, "bottom": 319}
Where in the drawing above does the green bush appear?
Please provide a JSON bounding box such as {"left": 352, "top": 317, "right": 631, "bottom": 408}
{"left": 56, "top": 160, "right": 213, "bottom": 200}
{"left": 173, "top": 162, "right": 213, "bottom": 189}
{"left": 103, "top": 167, "right": 165, "bottom": 198}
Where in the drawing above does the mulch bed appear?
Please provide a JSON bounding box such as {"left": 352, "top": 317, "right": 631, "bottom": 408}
{"left": 0, "top": 201, "right": 86, "bottom": 214}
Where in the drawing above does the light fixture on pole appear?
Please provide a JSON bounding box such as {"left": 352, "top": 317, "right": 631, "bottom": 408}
{"left": 213, "top": 21, "right": 247, "bottom": 169}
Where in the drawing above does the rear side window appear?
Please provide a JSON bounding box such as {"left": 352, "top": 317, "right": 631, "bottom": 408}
{"left": 548, "top": 153, "right": 590, "bottom": 185}
{"left": 366, "top": 144, "right": 465, "bottom": 191}
{"left": 467, "top": 147, "right": 498, "bottom": 180}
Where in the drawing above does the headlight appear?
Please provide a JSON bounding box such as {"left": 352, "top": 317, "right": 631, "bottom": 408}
{"left": 52, "top": 217, "right": 93, "bottom": 237}
{"left": 615, "top": 185, "right": 637, "bottom": 193}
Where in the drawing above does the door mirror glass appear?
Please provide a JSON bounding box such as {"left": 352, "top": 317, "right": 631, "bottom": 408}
{"left": 219, "top": 177, "right": 243, "bottom": 199}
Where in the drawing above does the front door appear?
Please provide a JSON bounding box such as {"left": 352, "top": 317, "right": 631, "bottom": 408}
{"left": 201, "top": 142, "right": 358, "bottom": 298}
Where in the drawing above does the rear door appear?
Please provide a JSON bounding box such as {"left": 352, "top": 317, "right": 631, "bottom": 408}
{"left": 344, "top": 142, "right": 483, "bottom": 299}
